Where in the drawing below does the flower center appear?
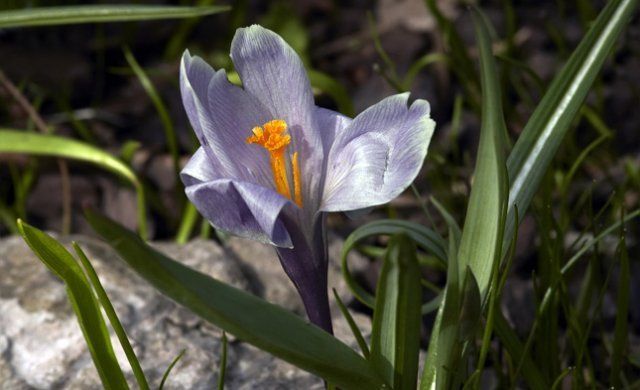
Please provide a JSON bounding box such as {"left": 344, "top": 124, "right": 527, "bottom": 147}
{"left": 246, "top": 119, "right": 302, "bottom": 207}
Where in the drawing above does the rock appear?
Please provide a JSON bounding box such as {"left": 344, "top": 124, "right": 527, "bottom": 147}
{"left": 0, "top": 234, "right": 371, "bottom": 389}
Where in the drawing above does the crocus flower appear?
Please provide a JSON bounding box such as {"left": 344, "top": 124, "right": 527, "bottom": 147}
{"left": 179, "top": 25, "right": 435, "bottom": 333}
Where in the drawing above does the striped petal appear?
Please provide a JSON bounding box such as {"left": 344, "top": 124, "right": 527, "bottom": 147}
{"left": 321, "top": 93, "right": 435, "bottom": 212}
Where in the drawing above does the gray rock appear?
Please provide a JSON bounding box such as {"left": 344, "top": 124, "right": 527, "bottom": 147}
{"left": 0, "top": 234, "right": 371, "bottom": 389}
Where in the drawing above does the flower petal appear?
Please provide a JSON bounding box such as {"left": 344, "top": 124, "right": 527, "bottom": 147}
{"left": 320, "top": 93, "right": 435, "bottom": 212}
{"left": 180, "top": 51, "right": 273, "bottom": 187}
{"left": 180, "top": 146, "right": 220, "bottom": 186}
{"left": 315, "top": 106, "right": 352, "bottom": 152}
{"left": 231, "top": 26, "right": 327, "bottom": 205}
{"left": 230, "top": 25, "right": 317, "bottom": 145}
{"left": 185, "top": 177, "right": 293, "bottom": 247}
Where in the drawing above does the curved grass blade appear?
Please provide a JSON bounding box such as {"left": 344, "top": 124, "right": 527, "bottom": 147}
{"left": 159, "top": 349, "right": 186, "bottom": 390}
{"left": 18, "top": 221, "right": 129, "bottom": 390}
{"left": 341, "top": 219, "right": 446, "bottom": 309}
{"left": 0, "top": 5, "right": 230, "bottom": 28}
{"left": 0, "top": 129, "right": 147, "bottom": 237}
{"left": 370, "top": 234, "right": 422, "bottom": 390}
{"left": 73, "top": 243, "right": 150, "bottom": 390}
{"left": 504, "top": 0, "right": 639, "bottom": 249}
{"left": 84, "top": 209, "right": 387, "bottom": 390}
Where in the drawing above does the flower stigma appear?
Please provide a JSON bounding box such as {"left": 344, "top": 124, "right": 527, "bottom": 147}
{"left": 246, "top": 119, "right": 303, "bottom": 207}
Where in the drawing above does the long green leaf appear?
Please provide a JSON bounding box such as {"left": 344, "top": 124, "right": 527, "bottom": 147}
{"left": 370, "top": 234, "right": 422, "bottom": 390}
{"left": 504, "top": 0, "right": 639, "bottom": 248}
{"left": 456, "top": 8, "right": 508, "bottom": 295}
{"left": 0, "top": 129, "right": 147, "bottom": 237}
{"left": 18, "top": 221, "right": 129, "bottom": 390}
{"left": 421, "top": 9, "right": 507, "bottom": 389}
{"left": 84, "top": 209, "right": 386, "bottom": 390}
{"left": 0, "top": 5, "right": 230, "bottom": 28}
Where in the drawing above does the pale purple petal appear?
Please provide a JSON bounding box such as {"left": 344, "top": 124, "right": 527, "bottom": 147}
{"left": 230, "top": 25, "right": 317, "bottom": 147}
{"left": 321, "top": 93, "right": 435, "bottom": 212}
{"left": 185, "top": 178, "right": 293, "bottom": 247}
{"left": 181, "top": 147, "right": 218, "bottom": 186}
{"left": 230, "top": 26, "right": 325, "bottom": 207}
{"left": 315, "top": 106, "right": 352, "bottom": 152}
{"left": 180, "top": 51, "right": 274, "bottom": 187}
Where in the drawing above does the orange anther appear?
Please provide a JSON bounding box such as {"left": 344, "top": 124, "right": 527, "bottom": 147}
{"left": 246, "top": 120, "right": 302, "bottom": 206}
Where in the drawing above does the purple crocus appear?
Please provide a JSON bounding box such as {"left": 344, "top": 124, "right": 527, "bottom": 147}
{"left": 179, "top": 25, "right": 435, "bottom": 334}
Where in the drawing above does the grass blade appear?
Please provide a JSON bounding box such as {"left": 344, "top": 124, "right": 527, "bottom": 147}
{"left": 0, "top": 129, "right": 148, "bottom": 237}
{"left": 493, "top": 313, "right": 548, "bottom": 389}
{"left": 610, "top": 218, "right": 630, "bottom": 387}
{"left": 73, "top": 243, "right": 150, "bottom": 390}
{"left": 159, "top": 349, "right": 186, "bottom": 390}
{"left": 333, "top": 289, "right": 370, "bottom": 359}
{"left": 504, "top": 0, "right": 639, "bottom": 248}
{"left": 84, "top": 209, "right": 386, "bottom": 390}
{"left": 18, "top": 221, "right": 129, "bottom": 389}
{"left": 122, "top": 46, "right": 180, "bottom": 179}
{"left": 370, "top": 234, "right": 422, "bottom": 390}
{"left": 0, "top": 5, "right": 230, "bottom": 28}
{"left": 217, "top": 332, "right": 228, "bottom": 390}
{"left": 176, "top": 203, "right": 200, "bottom": 244}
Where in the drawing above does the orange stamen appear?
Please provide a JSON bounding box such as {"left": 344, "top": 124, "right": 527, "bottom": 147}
{"left": 246, "top": 119, "right": 302, "bottom": 207}
{"left": 292, "top": 151, "right": 302, "bottom": 207}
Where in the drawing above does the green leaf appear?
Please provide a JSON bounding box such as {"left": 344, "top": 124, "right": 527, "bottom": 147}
{"left": 456, "top": 8, "right": 508, "bottom": 295}
{"left": 504, "top": 0, "right": 639, "bottom": 249}
{"left": 0, "top": 129, "right": 148, "bottom": 237}
{"left": 421, "top": 9, "right": 507, "bottom": 389}
{"left": 18, "top": 221, "right": 129, "bottom": 390}
{"left": 0, "top": 5, "right": 230, "bottom": 28}
{"left": 370, "top": 234, "right": 422, "bottom": 390}
{"left": 84, "top": 209, "right": 386, "bottom": 390}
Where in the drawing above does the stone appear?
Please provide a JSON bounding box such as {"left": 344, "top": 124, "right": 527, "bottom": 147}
{"left": 0, "top": 233, "right": 372, "bottom": 389}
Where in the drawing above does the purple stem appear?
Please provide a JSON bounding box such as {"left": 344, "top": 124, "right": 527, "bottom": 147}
{"left": 275, "top": 213, "right": 333, "bottom": 334}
